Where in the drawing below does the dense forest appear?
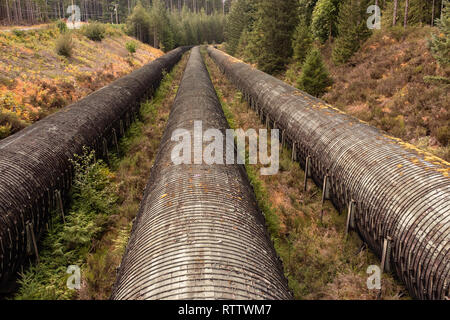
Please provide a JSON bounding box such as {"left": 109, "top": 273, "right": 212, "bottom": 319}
{"left": 125, "top": 1, "right": 225, "bottom": 50}
{"left": 0, "top": 0, "right": 232, "bottom": 24}
{"left": 225, "top": 0, "right": 447, "bottom": 75}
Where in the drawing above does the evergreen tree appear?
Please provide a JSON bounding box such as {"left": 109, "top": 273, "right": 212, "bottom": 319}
{"left": 406, "top": 0, "right": 433, "bottom": 26}
{"left": 383, "top": 0, "right": 436, "bottom": 28}
{"left": 169, "top": 12, "right": 185, "bottom": 46}
{"left": 151, "top": 0, "right": 175, "bottom": 51}
{"left": 332, "top": 0, "right": 372, "bottom": 65}
{"left": 225, "top": 0, "right": 257, "bottom": 56}
{"left": 297, "top": 48, "right": 333, "bottom": 97}
{"left": 430, "top": 0, "right": 449, "bottom": 67}
{"left": 235, "top": 28, "right": 256, "bottom": 63}
{"left": 126, "top": 1, "right": 151, "bottom": 44}
{"left": 247, "top": 0, "right": 299, "bottom": 74}
{"left": 311, "top": 0, "right": 338, "bottom": 43}
{"left": 292, "top": 22, "right": 313, "bottom": 64}
{"left": 298, "top": 0, "right": 320, "bottom": 26}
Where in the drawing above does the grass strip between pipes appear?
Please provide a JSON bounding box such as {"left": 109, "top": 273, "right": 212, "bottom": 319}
{"left": 13, "top": 53, "right": 189, "bottom": 300}
{"left": 201, "top": 47, "right": 408, "bottom": 300}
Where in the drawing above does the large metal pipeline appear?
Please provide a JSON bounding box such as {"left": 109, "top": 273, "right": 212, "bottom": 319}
{"left": 111, "top": 47, "right": 292, "bottom": 300}
{"left": 207, "top": 47, "right": 450, "bottom": 300}
{"left": 0, "top": 47, "right": 190, "bottom": 289}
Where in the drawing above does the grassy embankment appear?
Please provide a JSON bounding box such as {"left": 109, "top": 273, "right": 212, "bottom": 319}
{"left": 202, "top": 47, "right": 408, "bottom": 300}
{"left": 0, "top": 23, "right": 163, "bottom": 139}
{"left": 13, "top": 52, "right": 189, "bottom": 300}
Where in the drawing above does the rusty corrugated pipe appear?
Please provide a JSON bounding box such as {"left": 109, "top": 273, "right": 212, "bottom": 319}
{"left": 0, "top": 47, "right": 190, "bottom": 290}
{"left": 207, "top": 46, "right": 450, "bottom": 300}
{"left": 110, "top": 47, "right": 292, "bottom": 300}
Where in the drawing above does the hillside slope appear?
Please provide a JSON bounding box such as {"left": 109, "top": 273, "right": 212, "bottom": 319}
{"left": 282, "top": 26, "right": 449, "bottom": 161}
{"left": 0, "top": 24, "right": 163, "bottom": 139}
{"left": 322, "top": 27, "right": 449, "bottom": 161}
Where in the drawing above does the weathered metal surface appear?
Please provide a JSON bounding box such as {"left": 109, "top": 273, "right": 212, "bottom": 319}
{"left": 111, "top": 47, "right": 292, "bottom": 300}
{"left": 0, "top": 47, "right": 190, "bottom": 289}
{"left": 207, "top": 46, "right": 450, "bottom": 300}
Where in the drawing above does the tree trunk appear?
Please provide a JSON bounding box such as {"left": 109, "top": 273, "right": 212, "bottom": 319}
{"left": 17, "top": 0, "right": 22, "bottom": 23}
{"left": 137, "top": 23, "right": 141, "bottom": 42}
{"left": 6, "top": 0, "right": 11, "bottom": 23}
{"left": 44, "top": 0, "right": 48, "bottom": 21}
{"left": 432, "top": 0, "right": 435, "bottom": 26}
{"left": 85, "top": 0, "right": 88, "bottom": 22}
{"left": 329, "top": 21, "right": 332, "bottom": 42}
{"left": 404, "top": 0, "right": 409, "bottom": 28}
{"left": 27, "top": 0, "right": 31, "bottom": 23}
{"left": 393, "top": 0, "right": 398, "bottom": 26}
{"left": 30, "top": 0, "right": 35, "bottom": 24}
{"left": 24, "top": 0, "right": 28, "bottom": 23}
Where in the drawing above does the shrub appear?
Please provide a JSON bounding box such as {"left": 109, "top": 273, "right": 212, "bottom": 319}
{"left": 14, "top": 148, "right": 117, "bottom": 300}
{"left": 125, "top": 41, "right": 138, "bottom": 54}
{"left": 105, "top": 24, "right": 125, "bottom": 37}
{"left": 82, "top": 23, "right": 106, "bottom": 42}
{"left": 55, "top": 34, "right": 74, "bottom": 57}
{"left": 297, "top": 48, "right": 333, "bottom": 97}
{"left": 12, "top": 29, "right": 25, "bottom": 38}
{"left": 423, "top": 75, "right": 450, "bottom": 84}
{"left": 0, "top": 75, "right": 14, "bottom": 87}
{"left": 0, "top": 123, "right": 12, "bottom": 139}
{"left": 436, "top": 126, "right": 450, "bottom": 146}
{"left": 0, "top": 111, "right": 27, "bottom": 139}
{"left": 57, "top": 20, "right": 68, "bottom": 34}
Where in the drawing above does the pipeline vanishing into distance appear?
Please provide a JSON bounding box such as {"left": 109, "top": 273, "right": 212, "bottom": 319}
{"left": 207, "top": 46, "right": 450, "bottom": 300}
{"left": 111, "top": 47, "right": 292, "bottom": 300}
{"left": 0, "top": 47, "right": 190, "bottom": 289}
{"left": 1, "top": 43, "right": 447, "bottom": 300}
